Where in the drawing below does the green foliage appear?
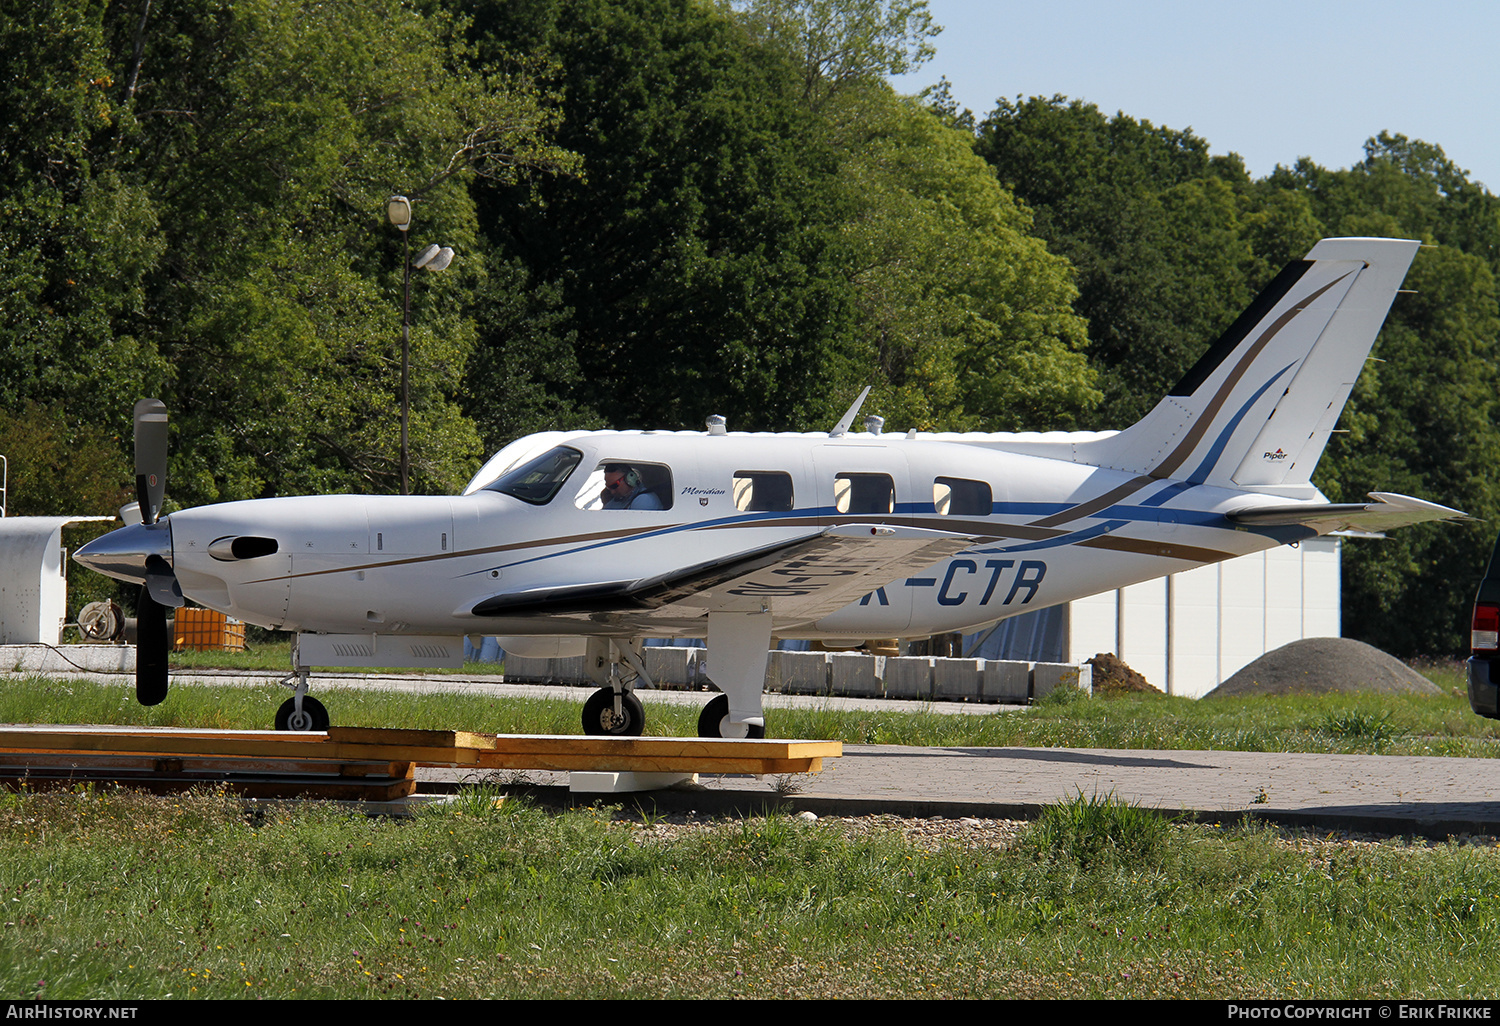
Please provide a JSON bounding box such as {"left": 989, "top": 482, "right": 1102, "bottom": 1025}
{"left": 465, "top": 0, "right": 1095, "bottom": 440}
{"left": 466, "top": 0, "right": 867, "bottom": 436}
{"left": 1, "top": 0, "right": 575, "bottom": 504}
{"left": 733, "top": 0, "right": 938, "bottom": 106}
{"left": 828, "top": 89, "right": 1096, "bottom": 429}
{"left": 974, "top": 96, "right": 1258, "bottom": 425}
{"left": 1266, "top": 138, "right": 1500, "bottom": 656}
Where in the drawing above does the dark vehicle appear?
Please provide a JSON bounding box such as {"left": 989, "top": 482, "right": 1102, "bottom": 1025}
{"left": 1468, "top": 533, "right": 1500, "bottom": 718}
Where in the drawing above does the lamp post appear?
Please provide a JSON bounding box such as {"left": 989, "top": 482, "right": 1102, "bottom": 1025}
{"left": 385, "top": 195, "right": 453, "bottom": 496}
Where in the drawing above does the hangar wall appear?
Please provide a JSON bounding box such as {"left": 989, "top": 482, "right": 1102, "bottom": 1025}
{"left": 1063, "top": 537, "right": 1341, "bottom": 697}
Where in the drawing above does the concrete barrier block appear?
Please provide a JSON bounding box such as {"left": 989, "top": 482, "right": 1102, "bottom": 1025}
{"left": 981, "top": 660, "right": 1031, "bottom": 704}
{"left": 932, "top": 657, "right": 982, "bottom": 702}
{"left": 830, "top": 652, "right": 881, "bottom": 697}
{"left": 643, "top": 646, "right": 700, "bottom": 688}
{"left": 770, "top": 650, "right": 829, "bottom": 695}
{"left": 882, "top": 656, "right": 933, "bottom": 700}
{"left": 1033, "top": 662, "right": 1090, "bottom": 701}
{"left": 504, "top": 654, "right": 587, "bottom": 684}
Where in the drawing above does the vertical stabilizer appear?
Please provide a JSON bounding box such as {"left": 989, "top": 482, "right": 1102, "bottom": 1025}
{"left": 1072, "top": 237, "right": 1419, "bottom": 489}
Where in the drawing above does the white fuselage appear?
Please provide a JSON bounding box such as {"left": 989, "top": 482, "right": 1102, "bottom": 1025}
{"left": 159, "top": 429, "right": 1306, "bottom": 641}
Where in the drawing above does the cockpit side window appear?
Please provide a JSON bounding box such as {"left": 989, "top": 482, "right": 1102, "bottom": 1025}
{"left": 574, "top": 461, "right": 674, "bottom": 511}
{"left": 834, "top": 473, "right": 894, "bottom": 514}
{"left": 933, "top": 477, "right": 992, "bottom": 516}
{"left": 733, "top": 471, "right": 794, "bottom": 512}
{"left": 483, "top": 446, "right": 582, "bottom": 505}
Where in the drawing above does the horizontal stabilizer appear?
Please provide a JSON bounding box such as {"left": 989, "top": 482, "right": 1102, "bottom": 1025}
{"left": 1226, "top": 492, "right": 1467, "bottom": 534}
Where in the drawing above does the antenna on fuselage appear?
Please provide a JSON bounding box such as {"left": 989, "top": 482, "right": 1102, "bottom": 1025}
{"left": 829, "top": 386, "right": 871, "bottom": 438}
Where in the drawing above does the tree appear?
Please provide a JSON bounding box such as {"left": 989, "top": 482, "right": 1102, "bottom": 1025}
{"left": 0, "top": 0, "right": 167, "bottom": 431}
{"left": 974, "top": 96, "right": 1258, "bottom": 424}
{"left": 47, "top": 0, "right": 572, "bottom": 504}
{"left": 732, "top": 0, "right": 937, "bottom": 106}
{"left": 465, "top": 0, "right": 1096, "bottom": 442}
{"left": 826, "top": 89, "right": 1094, "bottom": 429}
{"left": 466, "top": 0, "right": 869, "bottom": 437}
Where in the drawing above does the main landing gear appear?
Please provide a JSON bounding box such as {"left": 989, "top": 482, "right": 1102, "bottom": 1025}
{"left": 578, "top": 639, "right": 768, "bottom": 739}
{"left": 697, "top": 693, "right": 765, "bottom": 739}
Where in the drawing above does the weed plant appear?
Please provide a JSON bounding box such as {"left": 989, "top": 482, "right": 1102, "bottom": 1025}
{"left": 0, "top": 786, "right": 1495, "bottom": 999}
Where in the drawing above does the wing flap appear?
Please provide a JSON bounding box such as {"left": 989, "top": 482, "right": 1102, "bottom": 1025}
{"left": 469, "top": 524, "right": 975, "bottom": 623}
{"left": 654, "top": 524, "right": 976, "bottom": 623}
{"left": 1227, "top": 491, "right": 1467, "bottom": 534}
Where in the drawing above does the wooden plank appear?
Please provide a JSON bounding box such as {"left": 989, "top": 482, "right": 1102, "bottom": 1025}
{"left": 0, "top": 754, "right": 412, "bottom": 778}
{"left": 0, "top": 772, "right": 416, "bottom": 801}
{"left": 0, "top": 732, "right": 481, "bottom": 766}
{"left": 329, "top": 726, "right": 492, "bottom": 750}
{"left": 476, "top": 734, "right": 842, "bottom": 759}
{"left": 0, "top": 726, "right": 842, "bottom": 779}
{"left": 474, "top": 752, "right": 825, "bottom": 774}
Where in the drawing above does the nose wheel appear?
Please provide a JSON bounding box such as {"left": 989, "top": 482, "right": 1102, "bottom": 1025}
{"left": 582, "top": 688, "right": 645, "bottom": 736}
{"left": 275, "top": 695, "right": 330, "bottom": 731}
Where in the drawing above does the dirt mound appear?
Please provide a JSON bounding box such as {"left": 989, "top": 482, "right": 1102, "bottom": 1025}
{"left": 1087, "top": 652, "right": 1161, "bottom": 694}
{"left": 1205, "top": 637, "right": 1441, "bottom": 698}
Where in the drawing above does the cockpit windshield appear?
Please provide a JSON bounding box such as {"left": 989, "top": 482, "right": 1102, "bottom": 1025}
{"left": 482, "top": 446, "right": 582, "bottom": 505}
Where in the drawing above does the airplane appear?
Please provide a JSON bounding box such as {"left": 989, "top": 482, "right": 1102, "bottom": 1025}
{"left": 74, "top": 236, "right": 1465, "bottom": 737}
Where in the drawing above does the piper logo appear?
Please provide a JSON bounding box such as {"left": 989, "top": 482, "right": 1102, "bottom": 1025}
{"left": 1262, "top": 448, "right": 1288, "bottom": 461}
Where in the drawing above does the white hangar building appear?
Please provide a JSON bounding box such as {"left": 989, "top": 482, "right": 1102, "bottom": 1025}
{"left": 975, "top": 536, "right": 1342, "bottom": 698}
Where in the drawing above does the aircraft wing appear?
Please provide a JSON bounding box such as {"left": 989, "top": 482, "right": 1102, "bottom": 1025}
{"left": 1226, "top": 491, "right": 1468, "bottom": 534}
{"left": 470, "top": 524, "right": 975, "bottom": 625}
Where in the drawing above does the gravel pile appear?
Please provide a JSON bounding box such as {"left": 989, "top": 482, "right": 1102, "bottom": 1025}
{"left": 1205, "top": 636, "right": 1441, "bottom": 698}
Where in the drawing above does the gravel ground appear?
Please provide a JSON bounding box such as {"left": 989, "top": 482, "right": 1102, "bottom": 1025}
{"left": 600, "top": 807, "right": 1500, "bottom": 852}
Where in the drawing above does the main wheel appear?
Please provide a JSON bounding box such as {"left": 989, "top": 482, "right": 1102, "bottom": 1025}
{"left": 697, "top": 693, "right": 765, "bottom": 739}
{"left": 275, "top": 695, "right": 330, "bottom": 732}
{"left": 581, "top": 688, "right": 645, "bottom": 736}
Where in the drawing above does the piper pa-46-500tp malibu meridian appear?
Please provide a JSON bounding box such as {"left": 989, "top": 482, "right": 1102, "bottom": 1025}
{"left": 75, "top": 237, "right": 1465, "bottom": 736}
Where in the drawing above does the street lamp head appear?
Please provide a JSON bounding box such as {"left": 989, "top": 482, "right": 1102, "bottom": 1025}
{"left": 386, "top": 195, "right": 412, "bottom": 231}
{"left": 413, "top": 244, "right": 454, "bottom": 272}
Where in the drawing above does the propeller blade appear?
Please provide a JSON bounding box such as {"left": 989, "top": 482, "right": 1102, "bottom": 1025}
{"left": 134, "top": 398, "right": 168, "bottom": 526}
{"left": 136, "top": 585, "right": 170, "bottom": 706}
{"left": 144, "top": 554, "right": 184, "bottom": 608}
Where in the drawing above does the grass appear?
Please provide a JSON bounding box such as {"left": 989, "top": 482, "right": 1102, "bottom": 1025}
{"left": 0, "top": 786, "right": 1496, "bottom": 999}
{"left": 1, "top": 662, "right": 1498, "bottom": 997}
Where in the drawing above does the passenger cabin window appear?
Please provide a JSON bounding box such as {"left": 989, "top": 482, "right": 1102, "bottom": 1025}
{"left": 733, "top": 471, "right": 794, "bottom": 512}
{"left": 834, "top": 473, "right": 894, "bottom": 514}
{"left": 574, "top": 461, "right": 674, "bottom": 511}
{"left": 483, "top": 446, "right": 582, "bottom": 505}
{"left": 933, "top": 477, "right": 992, "bottom": 516}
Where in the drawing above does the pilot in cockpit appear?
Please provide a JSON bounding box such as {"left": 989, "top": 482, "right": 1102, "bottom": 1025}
{"left": 601, "top": 464, "right": 664, "bottom": 510}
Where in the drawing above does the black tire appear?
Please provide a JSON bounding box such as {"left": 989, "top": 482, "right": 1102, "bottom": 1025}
{"left": 581, "top": 688, "right": 645, "bottom": 736}
{"left": 697, "top": 693, "right": 765, "bottom": 739}
{"left": 275, "top": 695, "right": 330, "bottom": 732}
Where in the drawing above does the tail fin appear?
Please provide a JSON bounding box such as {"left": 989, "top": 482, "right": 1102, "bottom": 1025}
{"left": 1075, "top": 237, "right": 1419, "bottom": 490}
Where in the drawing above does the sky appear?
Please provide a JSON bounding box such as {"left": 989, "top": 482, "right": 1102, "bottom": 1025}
{"left": 890, "top": 0, "right": 1500, "bottom": 190}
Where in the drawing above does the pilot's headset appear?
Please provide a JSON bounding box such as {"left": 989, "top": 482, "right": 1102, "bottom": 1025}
{"left": 605, "top": 464, "right": 642, "bottom": 490}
